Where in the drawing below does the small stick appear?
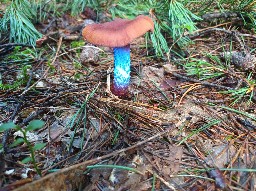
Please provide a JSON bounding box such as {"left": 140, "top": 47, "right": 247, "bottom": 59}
{"left": 0, "top": 43, "right": 32, "bottom": 48}
{"left": 42, "top": 125, "right": 174, "bottom": 175}
{"left": 172, "top": 72, "right": 232, "bottom": 90}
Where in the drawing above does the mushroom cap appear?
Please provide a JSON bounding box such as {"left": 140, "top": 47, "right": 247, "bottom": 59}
{"left": 82, "top": 15, "right": 154, "bottom": 47}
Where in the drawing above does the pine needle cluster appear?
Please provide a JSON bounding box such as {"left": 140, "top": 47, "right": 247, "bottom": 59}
{"left": 0, "top": 0, "right": 256, "bottom": 52}
{"left": 0, "top": 0, "right": 42, "bottom": 46}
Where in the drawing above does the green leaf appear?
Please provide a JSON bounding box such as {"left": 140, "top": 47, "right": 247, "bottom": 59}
{"left": 25, "top": 120, "right": 45, "bottom": 131}
{"left": 33, "top": 143, "right": 46, "bottom": 151}
{"left": 21, "top": 157, "right": 32, "bottom": 164}
{"left": 0, "top": 122, "right": 16, "bottom": 132}
{"left": 10, "top": 138, "right": 24, "bottom": 148}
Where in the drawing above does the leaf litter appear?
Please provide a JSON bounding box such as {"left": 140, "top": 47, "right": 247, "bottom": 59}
{"left": 0, "top": 6, "right": 256, "bottom": 191}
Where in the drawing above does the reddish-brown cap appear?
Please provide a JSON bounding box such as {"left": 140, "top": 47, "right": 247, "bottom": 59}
{"left": 82, "top": 15, "right": 154, "bottom": 47}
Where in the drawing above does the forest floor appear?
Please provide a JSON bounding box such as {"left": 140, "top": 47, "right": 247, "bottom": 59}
{"left": 0, "top": 8, "right": 256, "bottom": 191}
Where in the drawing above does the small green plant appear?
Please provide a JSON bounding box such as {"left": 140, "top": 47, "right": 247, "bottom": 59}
{"left": 3, "top": 46, "right": 36, "bottom": 61}
{"left": 0, "top": 47, "right": 35, "bottom": 90}
{"left": 222, "top": 73, "right": 256, "bottom": 105}
{"left": 184, "top": 57, "right": 225, "bottom": 80}
{"left": 230, "top": 0, "right": 256, "bottom": 30}
{"left": 0, "top": 64, "right": 32, "bottom": 90}
{"left": 70, "top": 40, "right": 85, "bottom": 49}
{"left": 112, "top": 130, "right": 120, "bottom": 145}
{"left": 0, "top": 120, "right": 46, "bottom": 176}
{"left": 67, "top": 84, "right": 99, "bottom": 152}
{"left": 72, "top": 61, "right": 82, "bottom": 69}
{"left": 178, "top": 119, "right": 221, "bottom": 145}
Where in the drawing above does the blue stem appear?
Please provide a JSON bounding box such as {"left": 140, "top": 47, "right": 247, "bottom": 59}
{"left": 112, "top": 45, "right": 131, "bottom": 96}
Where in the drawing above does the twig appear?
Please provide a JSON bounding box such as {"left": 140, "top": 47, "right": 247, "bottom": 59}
{"left": 42, "top": 125, "right": 174, "bottom": 175}
{"left": 0, "top": 43, "right": 33, "bottom": 57}
{"left": 0, "top": 59, "right": 38, "bottom": 65}
{"left": 185, "top": 22, "right": 232, "bottom": 37}
{"left": 189, "top": 27, "right": 256, "bottom": 41}
{"left": 20, "top": 110, "right": 44, "bottom": 126}
{"left": 172, "top": 72, "right": 232, "bottom": 90}
{"left": 0, "top": 43, "right": 33, "bottom": 48}
{"left": 42, "top": 18, "right": 57, "bottom": 33}
{"left": 57, "top": 45, "right": 104, "bottom": 58}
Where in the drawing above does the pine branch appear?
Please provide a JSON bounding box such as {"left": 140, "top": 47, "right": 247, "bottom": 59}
{"left": 0, "top": 0, "right": 42, "bottom": 46}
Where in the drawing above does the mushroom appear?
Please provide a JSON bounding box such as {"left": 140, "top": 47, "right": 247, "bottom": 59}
{"left": 82, "top": 15, "right": 154, "bottom": 96}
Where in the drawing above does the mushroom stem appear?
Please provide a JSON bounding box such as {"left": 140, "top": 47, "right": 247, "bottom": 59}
{"left": 112, "top": 45, "right": 131, "bottom": 96}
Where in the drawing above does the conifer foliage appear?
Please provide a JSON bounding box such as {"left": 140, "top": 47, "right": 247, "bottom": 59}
{"left": 0, "top": 0, "right": 42, "bottom": 46}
